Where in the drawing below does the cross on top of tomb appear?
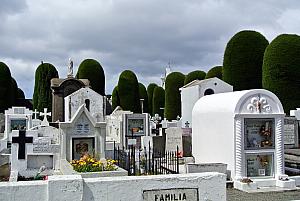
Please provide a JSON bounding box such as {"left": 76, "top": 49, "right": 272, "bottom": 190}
{"left": 185, "top": 121, "right": 190, "bottom": 128}
{"left": 40, "top": 108, "right": 51, "bottom": 126}
{"left": 12, "top": 130, "right": 33, "bottom": 159}
{"left": 33, "top": 109, "right": 39, "bottom": 120}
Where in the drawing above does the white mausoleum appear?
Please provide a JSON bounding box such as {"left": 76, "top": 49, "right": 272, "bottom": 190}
{"left": 192, "top": 89, "right": 296, "bottom": 190}
{"left": 180, "top": 78, "right": 232, "bottom": 128}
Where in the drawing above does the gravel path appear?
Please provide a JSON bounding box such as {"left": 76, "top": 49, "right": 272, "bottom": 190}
{"left": 227, "top": 188, "right": 300, "bottom": 201}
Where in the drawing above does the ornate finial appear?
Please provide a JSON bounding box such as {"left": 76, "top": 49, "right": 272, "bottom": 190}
{"left": 68, "top": 58, "right": 74, "bottom": 78}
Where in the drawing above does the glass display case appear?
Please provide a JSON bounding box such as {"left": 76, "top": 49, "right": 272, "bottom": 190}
{"left": 244, "top": 118, "right": 275, "bottom": 149}
{"left": 246, "top": 153, "right": 273, "bottom": 177}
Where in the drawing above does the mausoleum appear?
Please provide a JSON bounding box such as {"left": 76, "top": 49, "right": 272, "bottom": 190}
{"left": 192, "top": 89, "right": 296, "bottom": 190}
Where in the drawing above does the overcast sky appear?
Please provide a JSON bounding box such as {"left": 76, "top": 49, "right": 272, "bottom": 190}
{"left": 1, "top": 0, "right": 300, "bottom": 98}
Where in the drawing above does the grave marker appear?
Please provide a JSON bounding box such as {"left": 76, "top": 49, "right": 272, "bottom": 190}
{"left": 165, "top": 127, "right": 183, "bottom": 155}
{"left": 12, "top": 130, "right": 33, "bottom": 159}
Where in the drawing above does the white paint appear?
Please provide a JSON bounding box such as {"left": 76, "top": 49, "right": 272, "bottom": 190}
{"left": 0, "top": 173, "right": 226, "bottom": 201}
{"left": 192, "top": 89, "right": 294, "bottom": 190}
{"left": 64, "top": 87, "right": 106, "bottom": 122}
{"left": 180, "top": 77, "right": 233, "bottom": 127}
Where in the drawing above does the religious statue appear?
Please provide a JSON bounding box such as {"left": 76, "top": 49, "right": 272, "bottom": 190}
{"left": 68, "top": 58, "right": 74, "bottom": 77}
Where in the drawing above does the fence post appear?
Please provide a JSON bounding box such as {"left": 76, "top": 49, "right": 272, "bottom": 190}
{"left": 177, "top": 145, "right": 179, "bottom": 174}
{"left": 113, "top": 141, "right": 116, "bottom": 160}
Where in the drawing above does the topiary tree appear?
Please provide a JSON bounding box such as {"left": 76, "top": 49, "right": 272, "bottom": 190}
{"left": 117, "top": 70, "right": 141, "bottom": 113}
{"left": 263, "top": 34, "right": 300, "bottom": 113}
{"left": 152, "top": 86, "right": 165, "bottom": 118}
{"left": 147, "top": 83, "right": 157, "bottom": 116}
{"left": 0, "top": 62, "right": 13, "bottom": 113}
{"left": 33, "top": 62, "right": 58, "bottom": 113}
{"left": 164, "top": 72, "right": 185, "bottom": 120}
{"left": 138, "top": 83, "right": 149, "bottom": 113}
{"left": 111, "top": 86, "right": 120, "bottom": 111}
{"left": 184, "top": 70, "right": 206, "bottom": 85}
{"left": 17, "top": 88, "right": 25, "bottom": 99}
{"left": 76, "top": 59, "right": 105, "bottom": 95}
{"left": 223, "top": 30, "right": 269, "bottom": 90}
{"left": 205, "top": 66, "right": 223, "bottom": 79}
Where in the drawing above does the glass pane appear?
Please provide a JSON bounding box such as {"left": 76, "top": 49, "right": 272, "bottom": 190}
{"left": 244, "top": 118, "right": 275, "bottom": 150}
{"left": 246, "top": 154, "right": 273, "bottom": 177}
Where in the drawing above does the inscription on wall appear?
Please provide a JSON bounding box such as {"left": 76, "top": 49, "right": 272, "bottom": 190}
{"left": 143, "top": 188, "right": 198, "bottom": 201}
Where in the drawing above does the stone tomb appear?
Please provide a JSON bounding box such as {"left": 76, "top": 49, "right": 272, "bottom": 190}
{"left": 60, "top": 105, "right": 106, "bottom": 161}
{"left": 4, "top": 107, "right": 33, "bottom": 142}
{"left": 192, "top": 89, "right": 296, "bottom": 190}
{"left": 165, "top": 127, "right": 183, "bottom": 156}
{"left": 283, "top": 116, "right": 298, "bottom": 148}
{"left": 10, "top": 127, "right": 60, "bottom": 179}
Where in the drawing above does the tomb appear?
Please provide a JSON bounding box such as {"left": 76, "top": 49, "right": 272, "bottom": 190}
{"left": 192, "top": 89, "right": 296, "bottom": 190}
{"left": 60, "top": 105, "right": 106, "bottom": 161}
{"left": 180, "top": 77, "right": 232, "bottom": 128}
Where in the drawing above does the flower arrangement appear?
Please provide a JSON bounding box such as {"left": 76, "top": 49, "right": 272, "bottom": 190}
{"left": 70, "top": 153, "right": 117, "bottom": 172}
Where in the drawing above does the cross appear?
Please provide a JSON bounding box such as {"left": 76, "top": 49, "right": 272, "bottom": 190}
{"left": 40, "top": 108, "right": 51, "bottom": 126}
{"left": 185, "top": 121, "right": 190, "bottom": 128}
{"left": 32, "top": 109, "right": 39, "bottom": 120}
{"left": 12, "top": 130, "right": 33, "bottom": 159}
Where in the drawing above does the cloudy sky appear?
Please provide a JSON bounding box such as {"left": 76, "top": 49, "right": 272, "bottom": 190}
{"left": 1, "top": 0, "right": 299, "bottom": 98}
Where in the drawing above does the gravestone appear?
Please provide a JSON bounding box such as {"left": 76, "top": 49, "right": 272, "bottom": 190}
{"left": 182, "top": 128, "right": 192, "bottom": 157}
{"left": 284, "top": 117, "right": 298, "bottom": 148}
{"left": 165, "top": 127, "right": 183, "bottom": 155}
{"left": 32, "top": 109, "right": 42, "bottom": 128}
{"left": 141, "top": 136, "right": 153, "bottom": 151}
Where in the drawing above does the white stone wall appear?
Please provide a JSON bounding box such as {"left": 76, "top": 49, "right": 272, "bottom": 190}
{"left": 0, "top": 173, "right": 226, "bottom": 201}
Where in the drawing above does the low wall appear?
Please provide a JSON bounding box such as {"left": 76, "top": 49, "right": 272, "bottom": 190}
{"left": 0, "top": 172, "right": 226, "bottom": 201}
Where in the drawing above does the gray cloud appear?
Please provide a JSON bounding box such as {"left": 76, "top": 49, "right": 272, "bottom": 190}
{"left": 1, "top": 0, "right": 300, "bottom": 98}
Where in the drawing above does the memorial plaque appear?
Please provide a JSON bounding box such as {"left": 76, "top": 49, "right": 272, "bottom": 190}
{"left": 284, "top": 117, "right": 298, "bottom": 146}
{"left": 143, "top": 188, "right": 198, "bottom": 201}
{"left": 33, "top": 138, "right": 50, "bottom": 153}
{"left": 165, "top": 127, "right": 183, "bottom": 153}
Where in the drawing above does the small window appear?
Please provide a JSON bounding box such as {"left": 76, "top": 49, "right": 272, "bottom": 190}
{"left": 85, "top": 99, "right": 90, "bottom": 111}
{"left": 204, "top": 88, "right": 214, "bottom": 95}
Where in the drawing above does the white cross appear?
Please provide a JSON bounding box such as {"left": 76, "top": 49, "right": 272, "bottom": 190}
{"left": 40, "top": 108, "right": 51, "bottom": 126}
{"left": 32, "top": 109, "right": 39, "bottom": 120}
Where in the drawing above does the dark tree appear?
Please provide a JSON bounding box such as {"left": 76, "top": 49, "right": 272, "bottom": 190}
{"left": 0, "top": 62, "right": 13, "bottom": 112}
{"left": 152, "top": 86, "right": 165, "bottom": 118}
{"left": 205, "top": 66, "right": 223, "bottom": 79}
{"left": 223, "top": 30, "right": 269, "bottom": 90}
{"left": 76, "top": 59, "right": 105, "bottom": 95}
{"left": 138, "top": 83, "right": 149, "bottom": 113}
{"left": 147, "top": 83, "right": 158, "bottom": 116}
{"left": 111, "top": 86, "right": 120, "bottom": 111}
{"left": 184, "top": 70, "right": 206, "bottom": 85}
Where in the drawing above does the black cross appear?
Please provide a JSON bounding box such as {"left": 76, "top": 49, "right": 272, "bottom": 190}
{"left": 12, "top": 130, "right": 33, "bottom": 159}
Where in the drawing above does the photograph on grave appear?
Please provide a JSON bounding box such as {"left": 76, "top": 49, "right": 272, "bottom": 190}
{"left": 127, "top": 118, "right": 144, "bottom": 136}
{"left": 246, "top": 153, "right": 273, "bottom": 177}
{"left": 72, "top": 137, "right": 95, "bottom": 159}
{"left": 10, "top": 119, "right": 27, "bottom": 131}
{"left": 244, "top": 118, "right": 275, "bottom": 149}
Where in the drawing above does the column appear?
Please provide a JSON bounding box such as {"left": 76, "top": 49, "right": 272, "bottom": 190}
{"left": 275, "top": 117, "right": 284, "bottom": 177}
{"left": 235, "top": 118, "right": 243, "bottom": 180}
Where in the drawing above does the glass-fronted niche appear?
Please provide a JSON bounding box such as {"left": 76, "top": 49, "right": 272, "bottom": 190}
{"left": 244, "top": 118, "right": 275, "bottom": 150}
{"left": 246, "top": 154, "right": 274, "bottom": 177}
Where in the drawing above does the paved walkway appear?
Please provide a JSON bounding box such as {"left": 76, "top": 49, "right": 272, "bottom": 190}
{"left": 227, "top": 188, "right": 300, "bottom": 201}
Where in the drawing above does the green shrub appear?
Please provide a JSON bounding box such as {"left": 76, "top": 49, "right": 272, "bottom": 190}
{"left": 117, "top": 70, "right": 141, "bottom": 113}
{"left": 0, "top": 62, "right": 13, "bottom": 112}
{"left": 223, "top": 30, "right": 269, "bottom": 90}
{"left": 33, "top": 62, "right": 58, "bottom": 112}
{"left": 205, "top": 66, "right": 223, "bottom": 79}
{"left": 262, "top": 34, "right": 300, "bottom": 113}
{"left": 111, "top": 86, "right": 120, "bottom": 111}
{"left": 147, "top": 83, "right": 157, "bottom": 116}
{"left": 152, "top": 86, "right": 165, "bottom": 118}
{"left": 138, "top": 83, "right": 149, "bottom": 113}
{"left": 17, "top": 88, "right": 25, "bottom": 99}
{"left": 164, "top": 72, "right": 185, "bottom": 120}
{"left": 184, "top": 70, "right": 206, "bottom": 85}
{"left": 11, "top": 78, "right": 18, "bottom": 105}
{"left": 76, "top": 59, "right": 105, "bottom": 95}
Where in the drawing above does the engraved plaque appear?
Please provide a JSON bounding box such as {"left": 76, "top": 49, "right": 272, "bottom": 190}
{"left": 143, "top": 188, "right": 198, "bottom": 201}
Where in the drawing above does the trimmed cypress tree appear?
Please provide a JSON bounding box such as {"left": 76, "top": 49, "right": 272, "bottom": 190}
{"left": 223, "top": 30, "right": 269, "bottom": 90}
{"left": 138, "top": 83, "right": 149, "bottom": 113}
{"left": 164, "top": 72, "right": 185, "bottom": 120}
{"left": 184, "top": 70, "right": 206, "bottom": 85}
{"left": 111, "top": 86, "right": 120, "bottom": 110}
{"left": 33, "top": 62, "right": 58, "bottom": 113}
{"left": 263, "top": 34, "right": 300, "bottom": 113}
{"left": 152, "top": 86, "right": 165, "bottom": 118}
{"left": 147, "top": 83, "right": 157, "bottom": 116}
{"left": 117, "top": 70, "right": 141, "bottom": 113}
{"left": 11, "top": 78, "right": 18, "bottom": 105}
{"left": 17, "top": 88, "right": 25, "bottom": 99}
{"left": 76, "top": 59, "right": 105, "bottom": 95}
{"left": 205, "top": 66, "right": 223, "bottom": 79}
{"left": 0, "top": 62, "right": 13, "bottom": 112}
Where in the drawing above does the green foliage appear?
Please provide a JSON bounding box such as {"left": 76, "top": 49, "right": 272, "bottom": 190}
{"left": 33, "top": 62, "right": 58, "bottom": 113}
{"left": 111, "top": 86, "right": 120, "bottom": 111}
{"left": 164, "top": 72, "right": 185, "bottom": 120}
{"left": 0, "top": 62, "right": 13, "bottom": 112}
{"left": 138, "top": 83, "right": 149, "bottom": 113}
{"left": 117, "top": 70, "right": 141, "bottom": 113}
{"left": 262, "top": 34, "right": 300, "bottom": 113}
{"left": 184, "top": 70, "right": 206, "bottom": 85}
{"left": 147, "top": 83, "right": 157, "bottom": 116}
{"left": 152, "top": 86, "right": 165, "bottom": 118}
{"left": 205, "top": 66, "right": 223, "bottom": 79}
{"left": 17, "top": 88, "right": 25, "bottom": 99}
{"left": 223, "top": 30, "right": 269, "bottom": 90}
{"left": 11, "top": 78, "right": 18, "bottom": 105}
{"left": 76, "top": 59, "right": 105, "bottom": 95}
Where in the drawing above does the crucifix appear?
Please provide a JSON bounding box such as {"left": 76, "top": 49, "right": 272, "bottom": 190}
{"left": 32, "top": 109, "right": 39, "bottom": 120}
{"left": 185, "top": 121, "right": 190, "bottom": 128}
{"left": 12, "top": 130, "right": 33, "bottom": 159}
{"left": 40, "top": 108, "right": 51, "bottom": 126}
